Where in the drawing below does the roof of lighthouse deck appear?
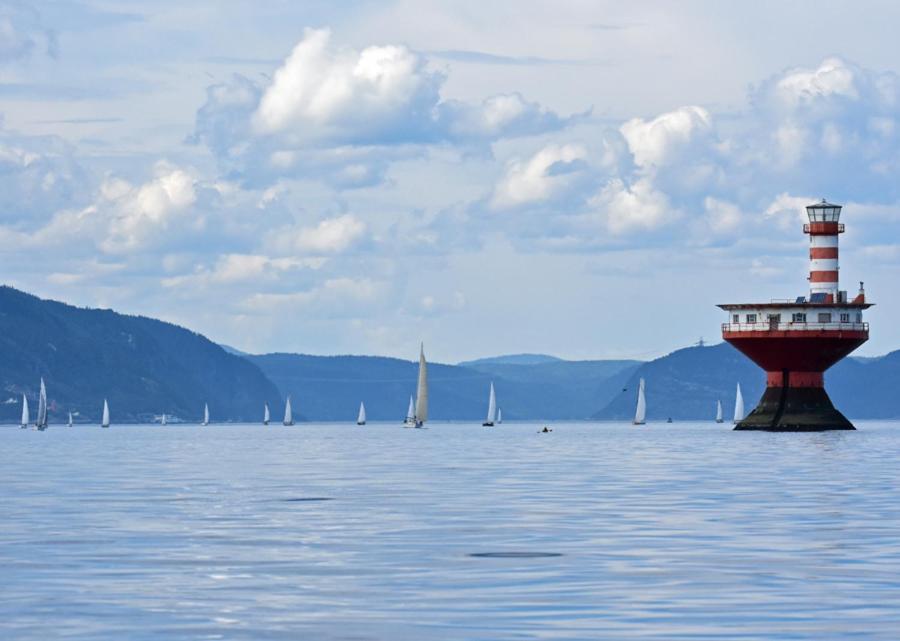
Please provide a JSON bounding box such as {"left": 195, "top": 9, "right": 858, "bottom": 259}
{"left": 718, "top": 302, "right": 874, "bottom": 310}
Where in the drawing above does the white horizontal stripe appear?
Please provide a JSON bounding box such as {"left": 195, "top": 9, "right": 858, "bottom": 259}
{"left": 810, "top": 235, "right": 839, "bottom": 248}
{"left": 809, "top": 258, "right": 839, "bottom": 271}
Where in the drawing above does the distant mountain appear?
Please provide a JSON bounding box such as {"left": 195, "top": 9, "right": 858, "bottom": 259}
{"left": 593, "top": 342, "right": 900, "bottom": 421}
{"left": 0, "top": 286, "right": 281, "bottom": 423}
{"left": 829, "top": 351, "right": 900, "bottom": 419}
{"left": 593, "top": 343, "right": 763, "bottom": 421}
{"left": 220, "top": 344, "right": 250, "bottom": 357}
{"left": 250, "top": 353, "right": 641, "bottom": 421}
{"left": 458, "top": 353, "right": 564, "bottom": 366}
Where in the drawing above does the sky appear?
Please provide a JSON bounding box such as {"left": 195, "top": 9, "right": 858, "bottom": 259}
{"left": 3, "top": 0, "right": 900, "bottom": 362}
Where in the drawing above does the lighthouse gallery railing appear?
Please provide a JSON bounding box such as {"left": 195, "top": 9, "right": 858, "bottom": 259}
{"left": 722, "top": 322, "right": 868, "bottom": 333}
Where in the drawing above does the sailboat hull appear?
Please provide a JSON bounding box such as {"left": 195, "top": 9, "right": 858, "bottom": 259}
{"left": 482, "top": 421, "right": 494, "bottom": 427}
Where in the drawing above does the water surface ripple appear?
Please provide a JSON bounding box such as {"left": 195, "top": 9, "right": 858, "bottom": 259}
{"left": 2, "top": 421, "right": 900, "bottom": 640}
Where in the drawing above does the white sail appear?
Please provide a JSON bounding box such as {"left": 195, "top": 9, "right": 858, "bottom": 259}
{"left": 20, "top": 394, "right": 29, "bottom": 428}
{"left": 633, "top": 378, "right": 646, "bottom": 425}
{"left": 414, "top": 343, "right": 428, "bottom": 426}
{"left": 161, "top": 413, "right": 167, "bottom": 426}
{"left": 497, "top": 408, "right": 502, "bottom": 424}
{"left": 403, "top": 395, "right": 416, "bottom": 426}
{"left": 36, "top": 378, "right": 48, "bottom": 430}
{"left": 484, "top": 382, "right": 497, "bottom": 425}
{"left": 202, "top": 403, "right": 209, "bottom": 426}
{"left": 283, "top": 396, "right": 293, "bottom": 426}
{"left": 101, "top": 399, "right": 110, "bottom": 428}
{"left": 357, "top": 401, "right": 366, "bottom": 425}
{"left": 734, "top": 383, "right": 745, "bottom": 424}
{"left": 263, "top": 402, "right": 270, "bottom": 425}
{"left": 67, "top": 411, "right": 73, "bottom": 427}
{"left": 716, "top": 400, "right": 723, "bottom": 423}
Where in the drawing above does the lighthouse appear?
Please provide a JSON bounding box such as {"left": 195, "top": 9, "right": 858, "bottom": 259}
{"left": 719, "top": 199, "right": 872, "bottom": 431}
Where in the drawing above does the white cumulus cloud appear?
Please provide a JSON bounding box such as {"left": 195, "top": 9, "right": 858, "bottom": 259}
{"left": 491, "top": 143, "right": 588, "bottom": 209}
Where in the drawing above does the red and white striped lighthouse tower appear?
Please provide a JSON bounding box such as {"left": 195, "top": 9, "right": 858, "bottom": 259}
{"left": 807, "top": 199, "right": 842, "bottom": 301}
{"left": 719, "top": 199, "right": 872, "bottom": 431}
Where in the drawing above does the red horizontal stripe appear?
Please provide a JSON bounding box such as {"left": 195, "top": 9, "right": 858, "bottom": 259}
{"left": 805, "top": 222, "right": 843, "bottom": 235}
{"left": 810, "top": 247, "right": 838, "bottom": 259}
{"left": 810, "top": 270, "right": 839, "bottom": 282}
{"left": 765, "top": 371, "right": 824, "bottom": 388}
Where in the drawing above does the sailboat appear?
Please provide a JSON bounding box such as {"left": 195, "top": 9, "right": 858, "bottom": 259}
{"left": 20, "top": 394, "right": 29, "bottom": 429}
{"left": 483, "top": 382, "right": 497, "bottom": 426}
{"left": 161, "top": 413, "right": 167, "bottom": 426}
{"left": 263, "top": 402, "right": 270, "bottom": 426}
{"left": 497, "top": 408, "right": 502, "bottom": 424}
{"left": 67, "top": 411, "right": 73, "bottom": 427}
{"left": 402, "top": 395, "right": 416, "bottom": 427}
{"left": 357, "top": 401, "right": 366, "bottom": 426}
{"left": 201, "top": 403, "right": 209, "bottom": 426}
{"left": 35, "top": 378, "right": 48, "bottom": 431}
{"left": 414, "top": 343, "right": 428, "bottom": 428}
{"left": 715, "top": 400, "right": 724, "bottom": 423}
{"left": 283, "top": 396, "right": 294, "bottom": 426}
{"left": 632, "top": 378, "right": 646, "bottom": 425}
{"left": 733, "top": 383, "right": 745, "bottom": 424}
{"left": 101, "top": 399, "right": 110, "bottom": 428}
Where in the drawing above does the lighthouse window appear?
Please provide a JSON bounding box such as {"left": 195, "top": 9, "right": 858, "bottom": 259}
{"left": 857, "top": 313, "right": 862, "bottom": 322}
{"left": 746, "top": 314, "right": 757, "bottom": 323}
{"left": 732, "top": 314, "right": 739, "bottom": 324}
{"left": 792, "top": 313, "right": 806, "bottom": 322}
{"left": 818, "top": 312, "right": 832, "bottom": 323}
{"left": 840, "top": 313, "right": 850, "bottom": 323}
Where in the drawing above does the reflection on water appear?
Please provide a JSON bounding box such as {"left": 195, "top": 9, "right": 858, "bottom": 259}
{"left": 2, "top": 421, "right": 900, "bottom": 640}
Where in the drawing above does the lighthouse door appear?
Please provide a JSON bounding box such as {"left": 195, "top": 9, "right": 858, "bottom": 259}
{"left": 768, "top": 313, "right": 781, "bottom": 330}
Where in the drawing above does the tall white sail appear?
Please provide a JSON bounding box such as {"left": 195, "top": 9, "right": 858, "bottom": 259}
{"left": 403, "top": 395, "right": 416, "bottom": 427}
{"left": 484, "top": 382, "right": 497, "bottom": 426}
{"left": 716, "top": 400, "right": 723, "bottom": 423}
{"left": 633, "top": 378, "right": 646, "bottom": 425}
{"left": 283, "top": 396, "right": 293, "bottom": 426}
{"left": 161, "top": 413, "right": 167, "bottom": 426}
{"left": 101, "top": 399, "right": 110, "bottom": 428}
{"left": 357, "top": 401, "right": 366, "bottom": 425}
{"left": 263, "top": 402, "right": 270, "bottom": 425}
{"left": 497, "top": 408, "right": 502, "bottom": 424}
{"left": 20, "top": 394, "right": 29, "bottom": 429}
{"left": 202, "top": 403, "right": 209, "bottom": 426}
{"left": 36, "top": 378, "right": 48, "bottom": 430}
{"left": 67, "top": 411, "right": 73, "bottom": 427}
{"left": 734, "top": 383, "right": 745, "bottom": 424}
{"left": 414, "top": 343, "right": 428, "bottom": 426}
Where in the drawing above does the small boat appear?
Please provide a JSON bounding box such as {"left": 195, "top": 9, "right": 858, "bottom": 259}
{"left": 35, "top": 378, "right": 48, "bottom": 431}
{"left": 67, "top": 411, "right": 73, "bottom": 427}
{"left": 20, "top": 394, "right": 29, "bottom": 429}
{"left": 402, "top": 395, "right": 416, "bottom": 427}
{"left": 632, "top": 378, "right": 646, "bottom": 425}
{"left": 201, "top": 403, "right": 209, "bottom": 426}
{"left": 733, "top": 383, "right": 745, "bottom": 424}
{"left": 283, "top": 396, "right": 294, "bottom": 426}
{"left": 263, "top": 402, "right": 270, "bottom": 426}
{"left": 357, "top": 401, "right": 366, "bottom": 426}
{"left": 666, "top": 417, "right": 673, "bottom": 423}
{"left": 483, "top": 382, "right": 497, "bottom": 426}
{"left": 161, "top": 413, "right": 167, "bottom": 426}
{"left": 414, "top": 343, "right": 428, "bottom": 428}
{"left": 497, "top": 408, "right": 502, "bottom": 424}
{"left": 101, "top": 399, "right": 110, "bottom": 428}
{"left": 715, "top": 400, "right": 724, "bottom": 423}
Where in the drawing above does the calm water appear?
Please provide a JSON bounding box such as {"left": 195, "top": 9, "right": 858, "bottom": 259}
{"left": 2, "top": 421, "right": 900, "bottom": 640}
